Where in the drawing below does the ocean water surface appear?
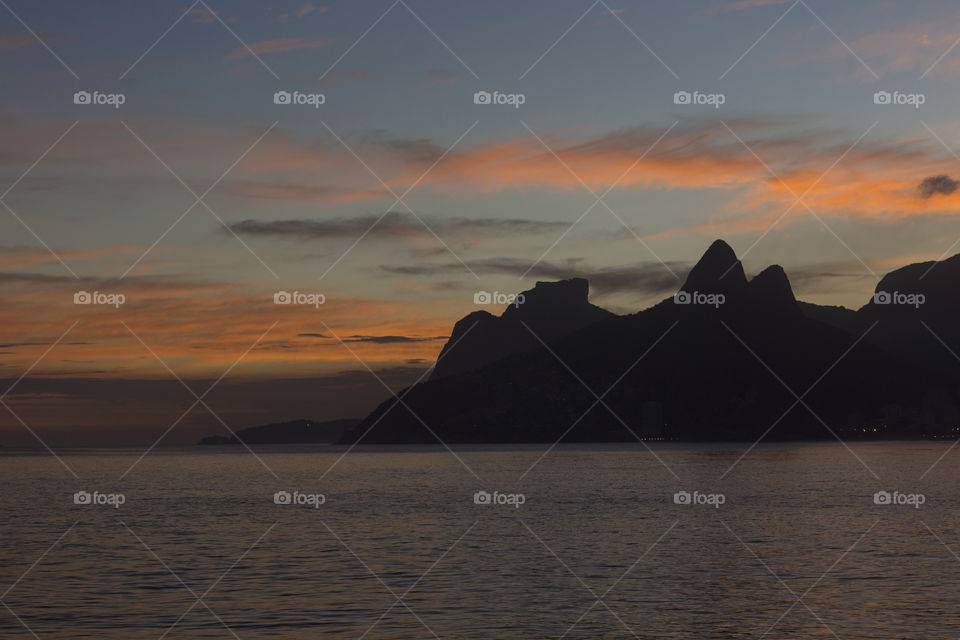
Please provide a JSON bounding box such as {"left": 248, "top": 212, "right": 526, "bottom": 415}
{"left": 1, "top": 441, "right": 958, "bottom": 639}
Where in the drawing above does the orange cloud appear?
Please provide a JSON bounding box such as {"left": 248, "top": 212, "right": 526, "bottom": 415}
{"left": 0, "top": 272, "right": 453, "bottom": 380}
{"left": 298, "top": 3, "right": 328, "bottom": 18}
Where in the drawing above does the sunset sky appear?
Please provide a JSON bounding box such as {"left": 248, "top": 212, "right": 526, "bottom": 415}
{"left": 3, "top": 0, "right": 960, "bottom": 443}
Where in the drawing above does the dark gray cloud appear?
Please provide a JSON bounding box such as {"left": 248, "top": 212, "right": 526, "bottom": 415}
{"left": 229, "top": 212, "right": 569, "bottom": 241}
{"left": 919, "top": 175, "right": 960, "bottom": 199}
{"left": 382, "top": 257, "right": 687, "bottom": 297}
{"left": 344, "top": 335, "right": 447, "bottom": 344}
{"left": 297, "top": 333, "right": 446, "bottom": 344}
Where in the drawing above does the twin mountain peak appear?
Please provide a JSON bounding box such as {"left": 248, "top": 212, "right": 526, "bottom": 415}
{"left": 433, "top": 240, "right": 797, "bottom": 380}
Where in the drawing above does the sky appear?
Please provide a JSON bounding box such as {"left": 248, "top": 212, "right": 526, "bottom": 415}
{"left": 3, "top": 0, "right": 960, "bottom": 444}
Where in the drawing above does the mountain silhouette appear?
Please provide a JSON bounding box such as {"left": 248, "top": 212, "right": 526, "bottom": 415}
{"left": 341, "top": 240, "right": 959, "bottom": 444}
{"left": 805, "top": 252, "right": 960, "bottom": 372}
{"left": 200, "top": 418, "right": 358, "bottom": 445}
{"left": 432, "top": 278, "right": 612, "bottom": 379}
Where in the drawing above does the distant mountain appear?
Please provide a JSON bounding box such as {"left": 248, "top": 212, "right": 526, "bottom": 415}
{"left": 341, "top": 240, "right": 960, "bottom": 444}
{"left": 199, "top": 419, "right": 359, "bottom": 445}
{"left": 804, "top": 252, "right": 960, "bottom": 372}
{"left": 432, "top": 278, "right": 613, "bottom": 379}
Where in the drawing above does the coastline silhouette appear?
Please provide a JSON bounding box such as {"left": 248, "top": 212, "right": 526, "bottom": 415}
{"left": 339, "top": 240, "right": 960, "bottom": 444}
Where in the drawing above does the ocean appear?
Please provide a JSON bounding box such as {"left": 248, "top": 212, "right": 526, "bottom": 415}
{"left": 1, "top": 441, "right": 956, "bottom": 638}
